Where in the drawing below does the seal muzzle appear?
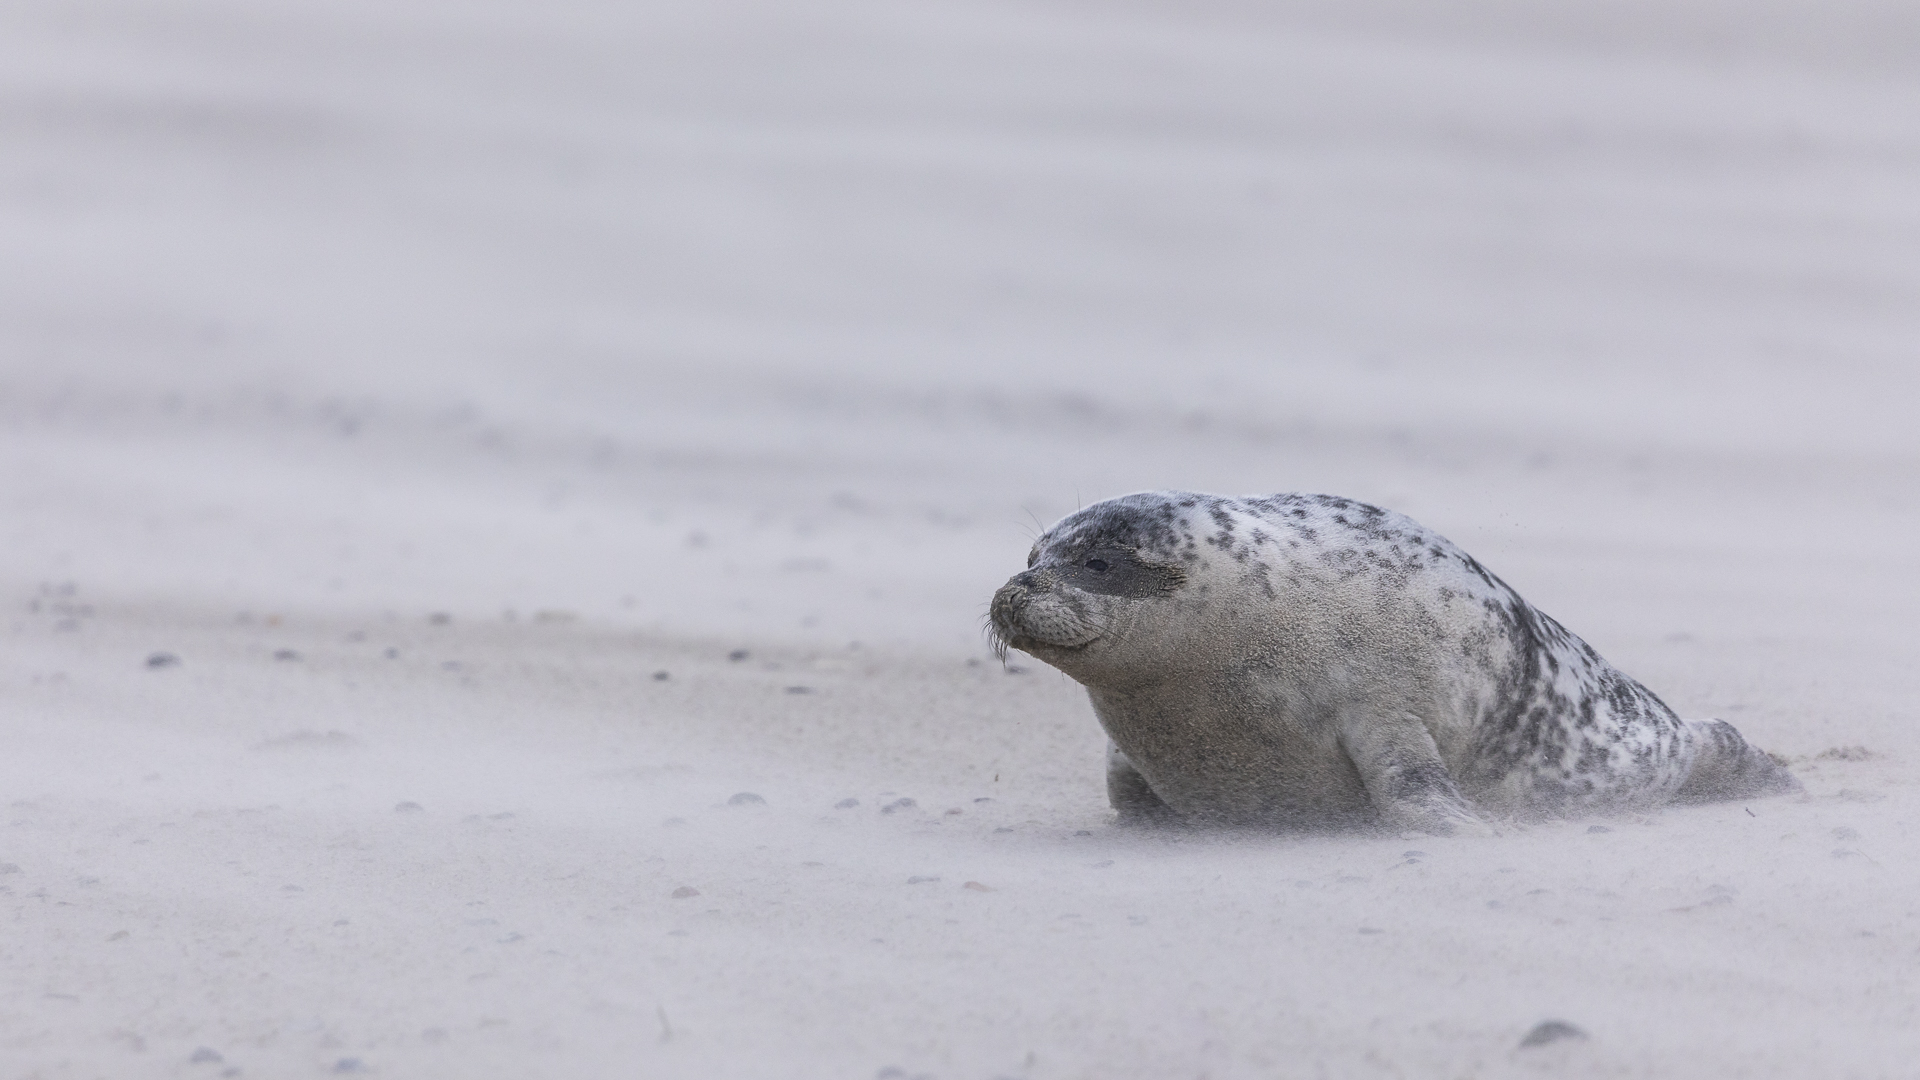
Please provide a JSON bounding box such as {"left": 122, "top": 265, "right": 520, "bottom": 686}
{"left": 988, "top": 571, "right": 1106, "bottom": 658}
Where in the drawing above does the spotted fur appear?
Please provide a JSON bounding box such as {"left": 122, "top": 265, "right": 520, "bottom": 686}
{"left": 989, "top": 491, "right": 1798, "bottom": 833}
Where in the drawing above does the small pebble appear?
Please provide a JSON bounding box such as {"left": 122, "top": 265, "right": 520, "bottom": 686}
{"left": 394, "top": 802, "right": 424, "bottom": 814}
{"left": 651, "top": 671, "right": 670, "bottom": 681}
{"left": 428, "top": 612, "right": 451, "bottom": 625}
{"left": 1403, "top": 850, "right": 1428, "bottom": 858}
{"left": 1587, "top": 825, "right": 1612, "bottom": 834}
{"left": 332, "top": 1059, "right": 368, "bottom": 1074}
{"left": 1832, "top": 826, "right": 1861, "bottom": 840}
{"left": 146, "top": 652, "right": 180, "bottom": 669}
{"left": 881, "top": 798, "right": 916, "bottom": 814}
{"left": 906, "top": 875, "right": 941, "bottom": 885}
{"left": 189, "top": 1047, "right": 223, "bottom": 1064}
{"left": 662, "top": 817, "right": 687, "bottom": 827}
{"left": 273, "top": 649, "right": 301, "bottom": 662}
{"left": 384, "top": 647, "right": 399, "bottom": 659}
{"left": 1519, "top": 1020, "right": 1588, "bottom": 1048}
{"left": 727, "top": 649, "right": 750, "bottom": 662}
{"left": 727, "top": 792, "right": 766, "bottom": 806}
{"left": 1073, "top": 830, "right": 1092, "bottom": 837}
{"left": 671, "top": 886, "right": 700, "bottom": 899}
{"left": 784, "top": 685, "right": 812, "bottom": 695}
{"left": 835, "top": 798, "right": 860, "bottom": 809}
{"left": 963, "top": 881, "right": 994, "bottom": 892}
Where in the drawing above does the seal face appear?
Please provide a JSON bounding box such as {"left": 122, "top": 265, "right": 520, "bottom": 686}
{"left": 988, "top": 491, "right": 1799, "bottom": 835}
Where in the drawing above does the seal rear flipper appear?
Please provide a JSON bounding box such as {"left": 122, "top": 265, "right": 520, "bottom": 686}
{"left": 1673, "top": 719, "right": 1803, "bottom": 804}
{"left": 1339, "top": 711, "right": 1496, "bottom": 837}
{"left": 1106, "top": 741, "right": 1178, "bottom": 825}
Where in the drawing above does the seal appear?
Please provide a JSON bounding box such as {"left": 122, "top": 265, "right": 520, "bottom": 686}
{"left": 988, "top": 491, "right": 1799, "bottom": 835}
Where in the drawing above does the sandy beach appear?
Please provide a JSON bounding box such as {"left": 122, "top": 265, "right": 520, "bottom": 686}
{"left": 3, "top": 1, "right": 1918, "bottom": 1076}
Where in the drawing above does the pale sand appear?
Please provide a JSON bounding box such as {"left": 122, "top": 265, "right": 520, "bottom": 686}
{"left": 2, "top": 0, "right": 1917, "bottom": 1076}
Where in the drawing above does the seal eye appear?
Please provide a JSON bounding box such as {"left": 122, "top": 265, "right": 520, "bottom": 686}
{"left": 1085, "top": 558, "right": 1109, "bottom": 572}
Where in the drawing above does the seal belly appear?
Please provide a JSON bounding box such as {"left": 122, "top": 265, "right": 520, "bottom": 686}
{"left": 1086, "top": 685, "right": 1373, "bottom": 826}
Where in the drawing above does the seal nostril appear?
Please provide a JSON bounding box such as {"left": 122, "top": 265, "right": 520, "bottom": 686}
{"left": 1012, "top": 571, "right": 1039, "bottom": 589}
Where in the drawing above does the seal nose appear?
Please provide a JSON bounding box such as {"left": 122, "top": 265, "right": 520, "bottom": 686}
{"left": 1012, "top": 570, "right": 1040, "bottom": 589}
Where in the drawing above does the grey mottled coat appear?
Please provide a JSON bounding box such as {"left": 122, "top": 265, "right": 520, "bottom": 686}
{"left": 988, "top": 491, "right": 1798, "bottom": 835}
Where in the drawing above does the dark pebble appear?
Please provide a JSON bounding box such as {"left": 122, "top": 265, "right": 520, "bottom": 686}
{"left": 146, "top": 652, "right": 180, "bottom": 669}
{"left": 384, "top": 647, "right": 399, "bottom": 659}
{"left": 728, "top": 792, "right": 766, "bottom": 806}
{"left": 881, "top": 798, "right": 916, "bottom": 814}
{"left": 1587, "top": 825, "right": 1612, "bottom": 834}
{"left": 1519, "top": 1020, "right": 1588, "bottom": 1048}
{"left": 784, "top": 685, "right": 812, "bottom": 694}
{"left": 671, "top": 886, "right": 700, "bottom": 899}
{"left": 189, "top": 1047, "right": 223, "bottom": 1064}
{"left": 273, "top": 649, "right": 301, "bottom": 662}
{"left": 332, "top": 1059, "right": 368, "bottom": 1074}
{"left": 651, "top": 671, "right": 670, "bottom": 681}
{"left": 835, "top": 798, "right": 860, "bottom": 809}
{"left": 428, "top": 612, "right": 451, "bottom": 625}
{"left": 727, "top": 649, "right": 750, "bottom": 662}
{"left": 906, "top": 875, "right": 940, "bottom": 885}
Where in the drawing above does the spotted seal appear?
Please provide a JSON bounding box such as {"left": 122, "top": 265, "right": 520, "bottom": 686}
{"left": 988, "top": 491, "right": 1799, "bottom": 835}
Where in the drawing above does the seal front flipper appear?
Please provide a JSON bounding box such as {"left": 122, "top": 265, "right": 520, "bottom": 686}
{"left": 1106, "top": 741, "right": 1177, "bottom": 825}
{"left": 1338, "top": 710, "right": 1495, "bottom": 837}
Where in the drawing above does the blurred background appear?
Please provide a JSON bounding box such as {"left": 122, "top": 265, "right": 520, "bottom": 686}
{"left": 5, "top": 3, "right": 1920, "bottom": 1077}
{"left": 5, "top": 0, "right": 1917, "bottom": 658}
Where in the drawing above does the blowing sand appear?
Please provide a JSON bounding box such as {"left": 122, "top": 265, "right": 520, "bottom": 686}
{"left": 2, "top": 0, "right": 1918, "bottom": 1077}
